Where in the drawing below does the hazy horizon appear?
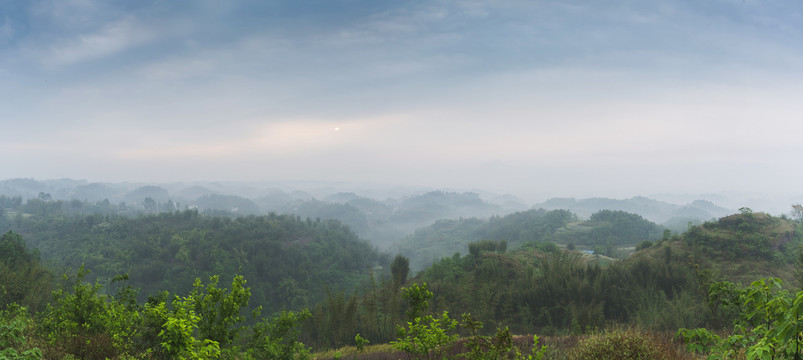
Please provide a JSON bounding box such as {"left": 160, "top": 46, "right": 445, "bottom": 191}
{"left": 3, "top": 1, "right": 803, "bottom": 201}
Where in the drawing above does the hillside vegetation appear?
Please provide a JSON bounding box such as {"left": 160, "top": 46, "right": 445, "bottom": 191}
{"left": 2, "top": 186, "right": 803, "bottom": 359}
{"left": 0, "top": 197, "right": 388, "bottom": 314}
{"left": 299, "top": 211, "right": 803, "bottom": 352}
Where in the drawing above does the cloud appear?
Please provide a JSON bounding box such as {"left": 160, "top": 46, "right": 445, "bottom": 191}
{"left": 111, "top": 116, "right": 409, "bottom": 160}
{"left": 2, "top": 0, "right": 803, "bottom": 195}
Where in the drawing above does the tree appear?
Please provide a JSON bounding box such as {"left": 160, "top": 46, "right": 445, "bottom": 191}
{"left": 393, "top": 283, "right": 458, "bottom": 360}
{"left": 792, "top": 204, "right": 803, "bottom": 223}
{"left": 391, "top": 255, "right": 410, "bottom": 286}
{"left": 143, "top": 197, "right": 157, "bottom": 212}
{"left": 0, "top": 231, "right": 52, "bottom": 311}
{"left": 37, "top": 192, "right": 51, "bottom": 202}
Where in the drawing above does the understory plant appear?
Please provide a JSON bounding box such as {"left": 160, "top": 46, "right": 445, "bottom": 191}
{"left": 0, "top": 304, "right": 43, "bottom": 360}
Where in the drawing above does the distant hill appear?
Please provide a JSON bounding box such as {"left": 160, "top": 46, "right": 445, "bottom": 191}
{"left": 390, "top": 191, "right": 503, "bottom": 224}
{"left": 535, "top": 196, "right": 732, "bottom": 231}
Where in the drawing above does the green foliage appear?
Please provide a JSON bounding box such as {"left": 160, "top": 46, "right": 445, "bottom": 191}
{"left": 354, "top": 333, "right": 369, "bottom": 352}
{"left": 392, "top": 255, "right": 410, "bottom": 286}
{"left": 156, "top": 294, "right": 221, "bottom": 360}
{"left": 306, "top": 270, "right": 400, "bottom": 349}
{"left": 191, "top": 274, "right": 251, "bottom": 347}
{"left": 392, "top": 311, "right": 459, "bottom": 360}
{"left": 0, "top": 231, "right": 52, "bottom": 312}
{"left": 3, "top": 210, "right": 388, "bottom": 313}
{"left": 39, "top": 266, "right": 121, "bottom": 359}
{"left": 636, "top": 240, "right": 653, "bottom": 251}
{"left": 403, "top": 283, "right": 433, "bottom": 322}
{"left": 792, "top": 204, "right": 803, "bottom": 223}
{"left": 398, "top": 209, "right": 576, "bottom": 271}
{"left": 247, "top": 310, "right": 312, "bottom": 360}
{"left": 393, "top": 283, "right": 459, "bottom": 360}
{"left": 37, "top": 266, "right": 142, "bottom": 359}
{"left": 683, "top": 212, "right": 801, "bottom": 264}
{"left": 31, "top": 266, "right": 315, "bottom": 359}
{"left": 468, "top": 240, "right": 507, "bottom": 257}
{"left": 680, "top": 277, "right": 803, "bottom": 359}
{"left": 555, "top": 210, "right": 664, "bottom": 255}
{"left": 459, "top": 314, "right": 547, "bottom": 360}
{"left": 0, "top": 305, "right": 43, "bottom": 360}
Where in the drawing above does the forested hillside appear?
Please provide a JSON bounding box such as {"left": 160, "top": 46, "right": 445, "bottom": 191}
{"left": 396, "top": 208, "right": 663, "bottom": 271}
{"left": 680, "top": 209, "right": 802, "bottom": 284}
{"left": 0, "top": 196, "right": 388, "bottom": 313}
{"left": 299, "top": 211, "right": 803, "bottom": 352}
{"left": 3, "top": 185, "right": 803, "bottom": 359}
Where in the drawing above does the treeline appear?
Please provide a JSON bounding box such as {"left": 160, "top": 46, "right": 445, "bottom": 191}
{"left": 0, "top": 197, "right": 389, "bottom": 314}
{"left": 299, "top": 239, "right": 703, "bottom": 350}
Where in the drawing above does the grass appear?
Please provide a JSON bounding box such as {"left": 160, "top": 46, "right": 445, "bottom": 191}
{"left": 311, "top": 328, "right": 698, "bottom": 360}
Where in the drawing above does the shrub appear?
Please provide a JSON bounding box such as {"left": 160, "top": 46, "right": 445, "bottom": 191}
{"left": 568, "top": 328, "right": 667, "bottom": 360}
{"left": 246, "top": 310, "right": 312, "bottom": 360}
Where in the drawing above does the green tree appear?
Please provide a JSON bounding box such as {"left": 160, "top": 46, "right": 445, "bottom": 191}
{"left": 392, "top": 255, "right": 410, "bottom": 286}
{"left": 393, "top": 283, "right": 458, "bottom": 360}
{"left": 248, "top": 310, "right": 312, "bottom": 360}
{"left": 39, "top": 265, "right": 139, "bottom": 359}
{"left": 191, "top": 274, "right": 251, "bottom": 348}
{"left": 679, "top": 278, "right": 803, "bottom": 360}
{"left": 792, "top": 204, "right": 803, "bottom": 223}
{"left": 0, "top": 231, "right": 52, "bottom": 311}
{"left": 148, "top": 294, "right": 221, "bottom": 360}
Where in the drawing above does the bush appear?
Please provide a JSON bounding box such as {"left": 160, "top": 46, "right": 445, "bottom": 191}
{"left": 38, "top": 266, "right": 125, "bottom": 360}
{"left": 568, "top": 328, "right": 667, "bottom": 360}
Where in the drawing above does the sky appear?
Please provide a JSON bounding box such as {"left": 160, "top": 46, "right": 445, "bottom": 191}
{"left": 2, "top": 0, "right": 803, "bottom": 200}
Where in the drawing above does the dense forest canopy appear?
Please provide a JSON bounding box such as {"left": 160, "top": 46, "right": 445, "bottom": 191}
{"left": 0, "top": 196, "right": 389, "bottom": 314}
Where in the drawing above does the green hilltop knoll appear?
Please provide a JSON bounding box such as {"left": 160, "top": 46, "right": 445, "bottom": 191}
{"left": 672, "top": 209, "right": 803, "bottom": 285}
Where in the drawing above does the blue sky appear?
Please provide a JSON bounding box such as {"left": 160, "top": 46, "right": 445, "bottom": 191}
{"left": 2, "top": 0, "right": 803, "bottom": 199}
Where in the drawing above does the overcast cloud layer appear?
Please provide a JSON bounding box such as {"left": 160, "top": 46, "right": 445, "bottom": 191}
{"left": 2, "top": 0, "right": 803, "bottom": 199}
